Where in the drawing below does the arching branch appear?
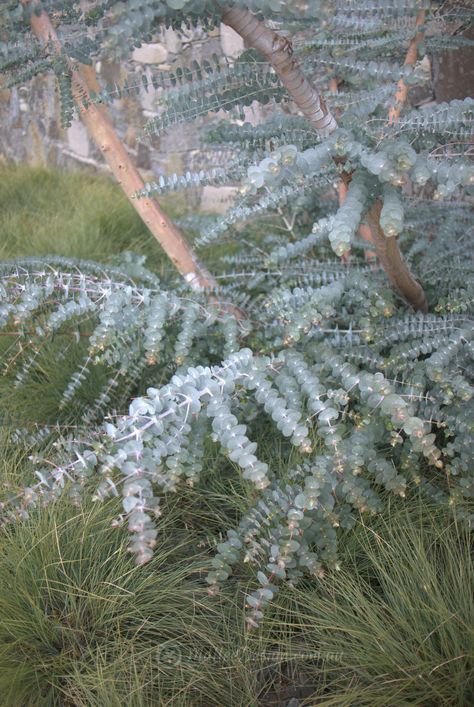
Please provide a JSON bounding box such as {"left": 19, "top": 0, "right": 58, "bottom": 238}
{"left": 365, "top": 201, "right": 428, "bottom": 312}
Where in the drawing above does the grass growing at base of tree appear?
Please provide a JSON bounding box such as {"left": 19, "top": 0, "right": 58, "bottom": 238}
{"left": 0, "top": 164, "right": 190, "bottom": 429}
{"left": 0, "top": 164, "right": 188, "bottom": 272}
{"left": 268, "top": 499, "right": 474, "bottom": 706}
{"left": 0, "top": 167, "right": 472, "bottom": 706}
{"left": 1, "top": 431, "right": 472, "bottom": 706}
{"left": 0, "top": 429, "right": 301, "bottom": 707}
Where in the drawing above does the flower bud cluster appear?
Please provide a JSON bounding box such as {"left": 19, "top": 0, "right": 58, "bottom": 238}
{"left": 68, "top": 349, "right": 317, "bottom": 564}
{"left": 394, "top": 98, "right": 474, "bottom": 138}
{"left": 144, "top": 293, "right": 170, "bottom": 364}
{"left": 266, "top": 279, "right": 345, "bottom": 344}
{"left": 242, "top": 357, "right": 311, "bottom": 451}
{"left": 174, "top": 301, "right": 203, "bottom": 366}
{"left": 243, "top": 145, "right": 298, "bottom": 195}
{"left": 430, "top": 160, "right": 474, "bottom": 200}
{"left": 266, "top": 216, "right": 333, "bottom": 265}
{"left": 208, "top": 398, "right": 270, "bottom": 488}
{"left": 89, "top": 288, "right": 139, "bottom": 363}
{"left": 0, "top": 264, "right": 248, "bottom": 416}
{"left": 222, "top": 311, "right": 240, "bottom": 357}
{"left": 318, "top": 56, "right": 415, "bottom": 82}
{"left": 425, "top": 332, "right": 469, "bottom": 383}
{"left": 0, "top": 276, "right": 54, "bottom": 328}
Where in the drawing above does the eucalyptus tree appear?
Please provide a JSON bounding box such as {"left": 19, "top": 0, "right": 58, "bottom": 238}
{"left": 1, "top": 0, "right": 473, "bottom": 625}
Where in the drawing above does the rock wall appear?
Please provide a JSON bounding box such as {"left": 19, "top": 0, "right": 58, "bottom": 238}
{"left": 0, "top": 24, "right": 246, "bottom": 212}
{"left": 3, "top": 18, "right": 470, "bottom": 214}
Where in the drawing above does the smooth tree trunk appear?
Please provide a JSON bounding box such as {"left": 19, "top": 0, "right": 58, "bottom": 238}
{"left": 24, "top": 0, "right": 216, "bottom": 290}
{"left": 365, "top": 201, "right": 428, "bottom": 312}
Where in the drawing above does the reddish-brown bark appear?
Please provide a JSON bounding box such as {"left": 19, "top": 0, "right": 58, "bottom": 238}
{"left": 224, "top": 7, "right": 428, "bottom": 311}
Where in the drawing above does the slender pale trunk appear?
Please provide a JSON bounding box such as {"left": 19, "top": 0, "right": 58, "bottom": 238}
{"left": 223, "top": 7, "right": 428, "bottom": 312}
{"left": 24, "top": 1, "right": 216, "bottom": 290}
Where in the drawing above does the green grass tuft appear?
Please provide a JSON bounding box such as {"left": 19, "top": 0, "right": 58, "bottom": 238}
{"left": 0, "top": 489, "right": 233, "bottom": 706}
{"left": 265, "top": 500, "right": 474, "bottom": 706}
{"left": 0, "top": 164, "right": 192, "bottom": 429}
{"left": 0, "top": 164, "right": 186, "bottom": 272}
{"left": 1, "top": 431, "right": 472, "bottom": 706}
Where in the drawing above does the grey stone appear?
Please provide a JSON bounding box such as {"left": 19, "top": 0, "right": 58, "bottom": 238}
{"left": 220, "top": 23, "right": 244, "bottom": 58}
{"left": 200, "top": 185, "right": 239, "bottom": 214}
{"left": 132, "top": 43, "right": 168, "bottom": 65}
{"left": 67, "top": 119, "right": 90, "bottom": 158}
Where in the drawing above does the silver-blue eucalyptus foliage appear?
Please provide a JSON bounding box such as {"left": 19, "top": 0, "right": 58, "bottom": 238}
{"left": 1, "top": 0, "right": 473, "bottom": 627}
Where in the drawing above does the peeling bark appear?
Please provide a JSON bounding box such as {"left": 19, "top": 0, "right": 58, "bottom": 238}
{"left": 222, "top": 7, "right": 337, "bottom": 138}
